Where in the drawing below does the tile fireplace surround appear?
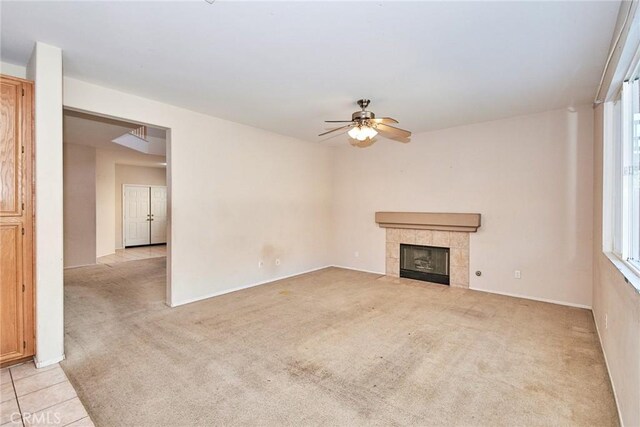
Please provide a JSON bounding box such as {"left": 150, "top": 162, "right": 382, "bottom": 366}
{"left": 385, "top": 229, "right": 470, "bottom": 288}
{"left": 376, "top": 212, "right": 481, "bottom": 288}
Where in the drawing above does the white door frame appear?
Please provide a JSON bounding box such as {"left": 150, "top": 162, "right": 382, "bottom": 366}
{"left": 122, "top": 184, "right": 167, "bottom": 248}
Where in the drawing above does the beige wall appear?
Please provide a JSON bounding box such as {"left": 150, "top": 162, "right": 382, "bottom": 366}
{"left": 1, "top": 61, "right": 27, "bottom": 79}
{"left": 95, "top": 150, "right": 116, "bottom": 257}
{"left": 331, "top": 105, "right": 594, "bottom": 307}
{"left": 592, "top": 104, "right": 640, "bottom": 427}
{"left": 63, "top": 143, "right": 96, "bottom": 267}
{"left": 115, "top": 165, "right": 166, "bottom": 248}
{"left": 64, "top": 77, "right": 333, "bottom": 307}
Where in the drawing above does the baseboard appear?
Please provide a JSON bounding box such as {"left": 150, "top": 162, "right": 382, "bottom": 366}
{"left": 170, "top": 265, "right": 333, "bottom": 307}
{"left": 593, "top": 311, "right": 625, "bottom": 427}
{"left": 35, "top": 354, "right": 65, "bottom": 368}
{"left": 64, "top": 262, "right": 97, "bottom": 270}
{"left": 329, "top": 266, "right": 592, "bottom": 309}
{"left": 96, "top": 252, "right": 116, "bottom": 258}
{"left": 470, "top": 287, "right": 592, "bottom": 309}
{"left": 330, "top": 265, "right": 385, "bottom": 275}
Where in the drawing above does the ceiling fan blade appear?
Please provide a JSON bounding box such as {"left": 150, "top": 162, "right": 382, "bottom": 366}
{"left": 388, "top": 135, "right": 411, "bottom": 144}
{"left": 325, "top": 120, "right": 355, "bottom": 123}
{"left": 318, "top": 124, "right": 352, "bottom": 137}
{"left": 376, "top": 123, "right": 412, "bottom": 138}
{"left": 371, "top": 117, "right": 399, "bottom": 124}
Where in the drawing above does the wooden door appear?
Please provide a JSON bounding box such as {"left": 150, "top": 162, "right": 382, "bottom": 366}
{"left": 124, "top": 185, "right": 151, "bottom": 247}
{"left": 150, "top": 186, "right": 167, "bottom": 244}
{"left": 0, "top": 75, "right": 35, "bottom": 365}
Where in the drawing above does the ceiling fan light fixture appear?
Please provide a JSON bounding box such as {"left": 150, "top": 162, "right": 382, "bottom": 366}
{"left": 348, "top": 125, "right": 378, "bottom": 141}
{"left": 363, "top": 126, "right": 378, "bottom": 140}
{"left": 347, "top": 126, "right": 359, "bottom": 139}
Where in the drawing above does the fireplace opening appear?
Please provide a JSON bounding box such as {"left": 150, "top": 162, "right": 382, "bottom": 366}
{"left": 400, "top": 244, "right": 450, "bottom": 285}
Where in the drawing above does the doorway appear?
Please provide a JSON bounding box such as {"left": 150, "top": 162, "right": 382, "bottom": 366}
{"left": 62, "top": 108, "right": 171, "bottom": 297}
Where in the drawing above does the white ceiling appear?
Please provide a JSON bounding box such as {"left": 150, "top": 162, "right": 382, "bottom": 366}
{"left": 1, "top": 1, "right": 620, "bottom": 142}
{"left": 64, "top": 110, "right": 167, "bottom": 168}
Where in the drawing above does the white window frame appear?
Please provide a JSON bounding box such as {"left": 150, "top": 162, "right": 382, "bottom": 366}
{"left": 603, "top": 57, "right": 640, "bottom": 289}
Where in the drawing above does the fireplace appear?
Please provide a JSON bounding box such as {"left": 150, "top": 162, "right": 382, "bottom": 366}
{"left": 400, "top": 244, "right": 450, "bottom": 285}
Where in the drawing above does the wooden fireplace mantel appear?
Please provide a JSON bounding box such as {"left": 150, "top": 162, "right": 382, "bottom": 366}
{"left": 375, "top": 212, "right": 481, "bottom": 232}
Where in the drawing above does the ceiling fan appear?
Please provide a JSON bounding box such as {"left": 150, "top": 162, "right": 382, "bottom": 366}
{"left": 319, "top": 99, "right": 411, "bottom": 147}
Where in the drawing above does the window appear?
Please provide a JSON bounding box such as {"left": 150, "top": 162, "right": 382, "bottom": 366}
{"left": 612, "top": 93, "right": 623, "bottom": 256}
{"left": 608, "top": 64, "right": 640, "bottom": 272}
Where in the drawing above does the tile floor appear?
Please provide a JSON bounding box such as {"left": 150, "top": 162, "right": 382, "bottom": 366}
{"left": 96, "top": 244, "right": 166, "bottom": 265}
{"left": 0, "top": 362, "right": 92, "bottom": 427}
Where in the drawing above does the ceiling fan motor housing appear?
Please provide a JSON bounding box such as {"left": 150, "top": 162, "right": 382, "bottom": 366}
{"left": 352, "top": 110, "right": 375, "bottom": 122}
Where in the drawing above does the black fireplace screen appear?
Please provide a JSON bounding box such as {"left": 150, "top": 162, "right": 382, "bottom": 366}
{"left": 400, "top": 244, "right": 450, "bottom": 285}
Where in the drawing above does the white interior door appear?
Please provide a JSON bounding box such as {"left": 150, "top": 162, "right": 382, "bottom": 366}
{"left": 150, "top": 186, "right": 167, "bottom": 244}
{"left": 124, "top": 186, "right": 151, "bottom": 247}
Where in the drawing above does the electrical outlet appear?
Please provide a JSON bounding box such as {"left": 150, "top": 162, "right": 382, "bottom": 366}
{"left": 258, "top": 260, "right": 263, "bottom": 268}
{"left": 275, "top": 258, "right": 281, "bottom": 266}
{"left": 514, "top": 270, "right": 521, "bottom": 279}
{"left": 354, "top": 251, "right": 359, "bottom": 258}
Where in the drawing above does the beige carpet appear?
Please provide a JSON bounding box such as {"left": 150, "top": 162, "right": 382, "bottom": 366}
{"left": 62, "top": 260, "right": 618, "bottom": 426}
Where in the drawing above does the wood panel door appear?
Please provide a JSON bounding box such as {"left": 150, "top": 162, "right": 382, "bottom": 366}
{"left": 0, "top": 75, "right": 35, "bottom": 365}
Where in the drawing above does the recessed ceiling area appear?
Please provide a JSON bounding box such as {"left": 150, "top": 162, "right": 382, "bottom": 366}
{"left": 63, "top": 109, "right": 166, "bottom": 168}
{"left": 0, "top": 1, "right": 619, "bottom": 142}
